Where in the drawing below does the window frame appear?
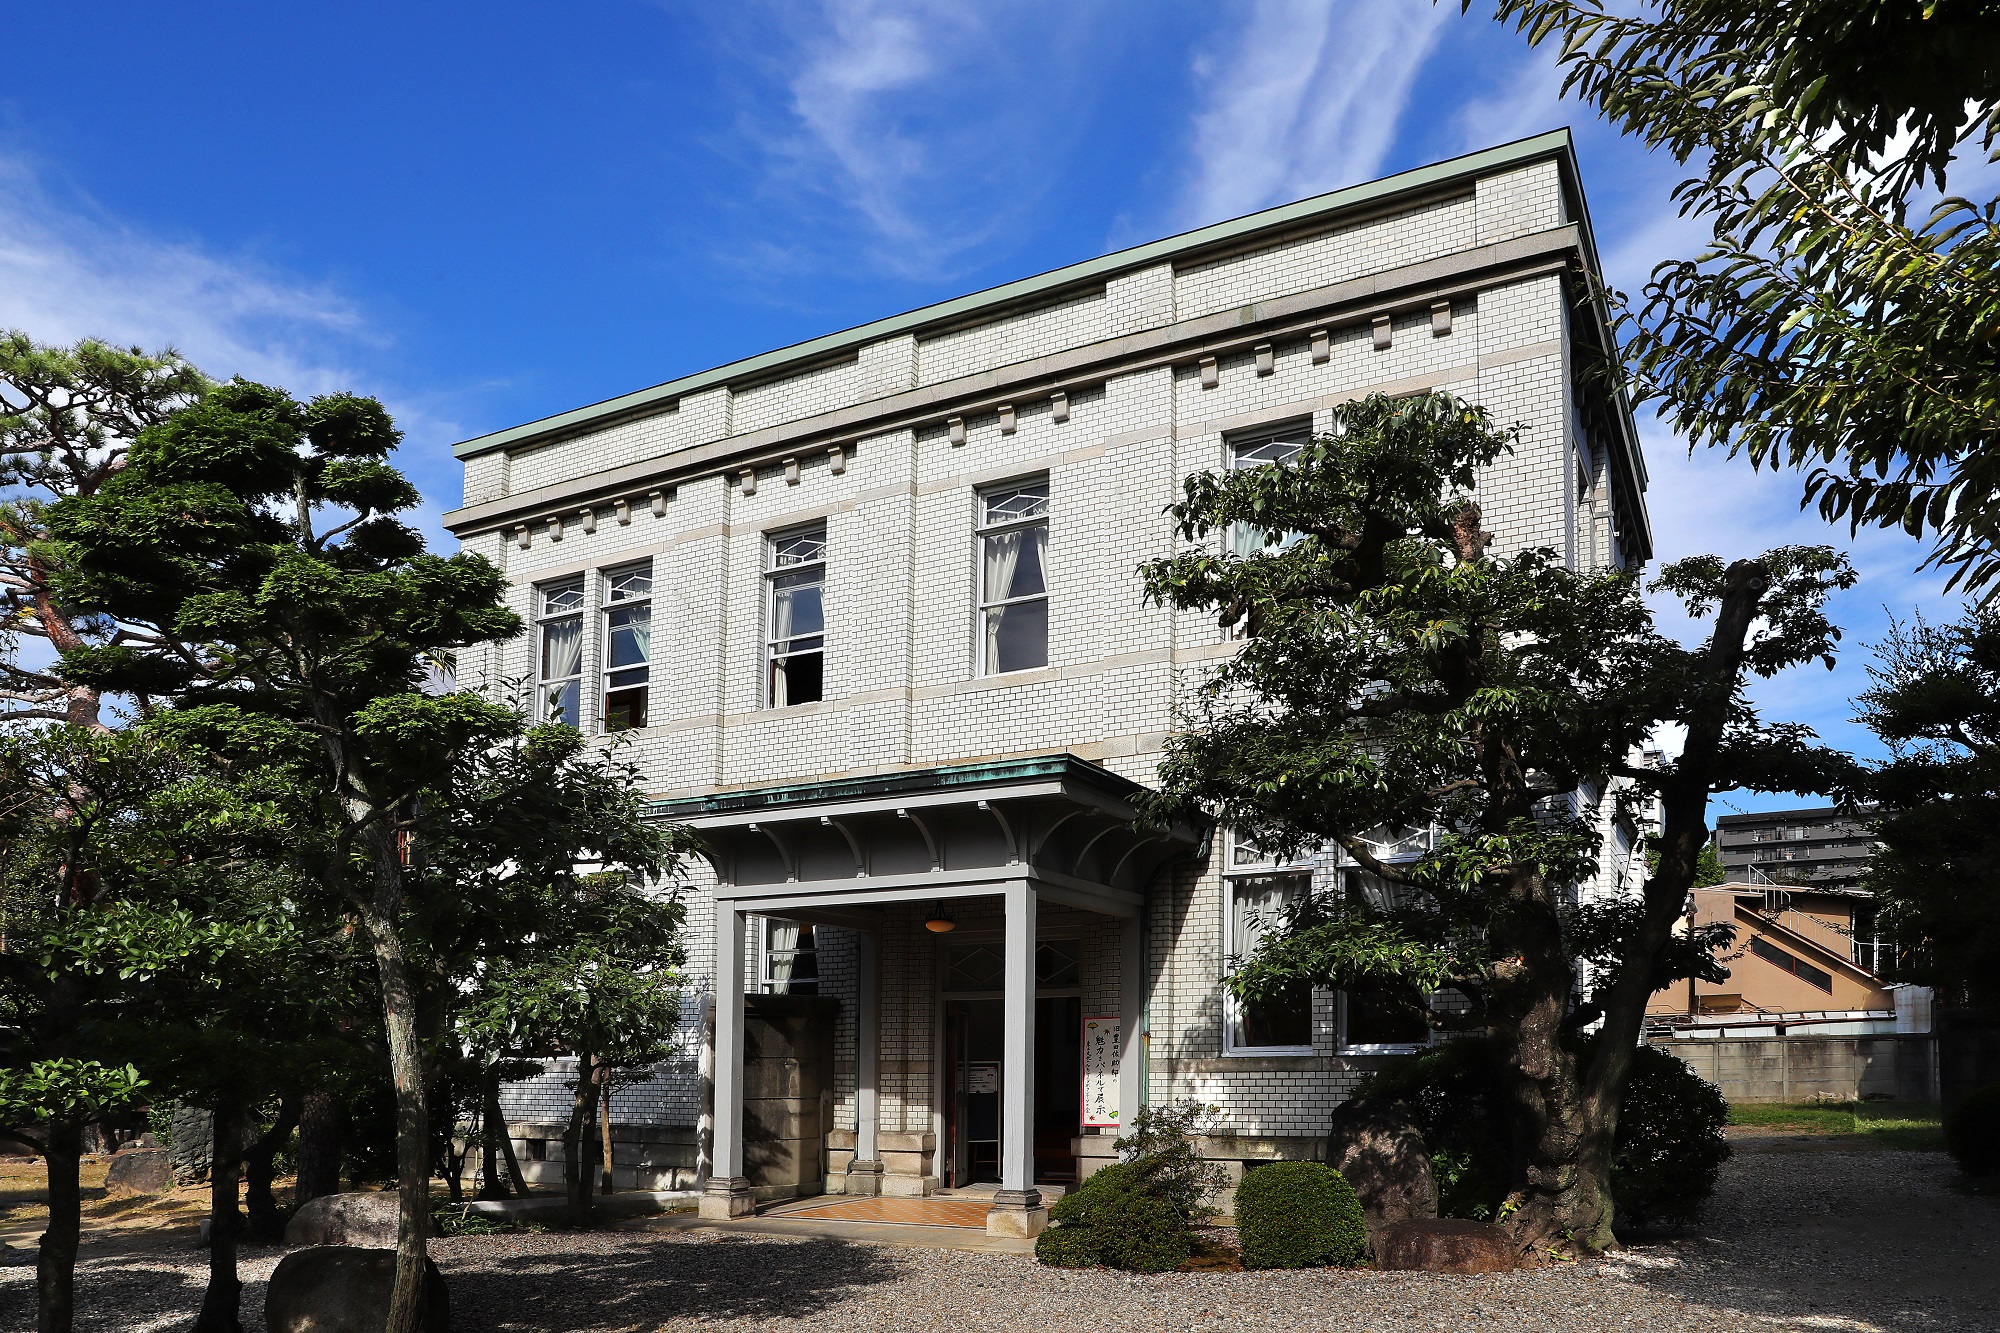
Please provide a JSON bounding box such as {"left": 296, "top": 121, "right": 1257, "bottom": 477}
{"left": 599, "top": 560, "right": 653, "bottom": 733}
{"left": 534, "top": 576, "right": 587, "bottom": 729}
{"left": 1220, "top": 831, "right": 1317, "bottom": 1057}
{"left": 1223, "top": 416, "right": 1313, "bottom": 560}
{"left": 975, "top": 476, "right": 1052, "bottom": 676}
{"left": 763, "top": 523, "right": 828, "bottom": 708}
{"left": 757, "top": 917, "right": 820, "bottom": 995}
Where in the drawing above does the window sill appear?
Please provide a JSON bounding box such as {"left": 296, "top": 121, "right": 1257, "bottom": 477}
{"left": 1220, "top": 1046, "right": 1315, "bottom": 1059}
{"left": 1336, "top": 1044, "right": 1428, "bottom": 1056}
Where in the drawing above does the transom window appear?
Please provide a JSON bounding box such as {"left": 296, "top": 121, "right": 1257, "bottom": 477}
{"left": 601, "top": 562, "right": 652, "bottom": 732}
{"left": 942, "top": 938, "right": 1082, "bottom": 991}
{"left": 978, "top": 478, "right": 1050, "bottom": 674}
{"left": 536, "top": 577, "right": 585, "bottom": 728}
{"left": 766, "top": 525, "right": 826, "bottom": 706}
{"left": 760, "top": 920, "right": 818, "bottom": 994}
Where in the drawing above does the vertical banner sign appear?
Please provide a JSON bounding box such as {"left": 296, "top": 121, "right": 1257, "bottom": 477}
{"left": 1081, "top": 1016, "right": 1122, "bottom": 1127}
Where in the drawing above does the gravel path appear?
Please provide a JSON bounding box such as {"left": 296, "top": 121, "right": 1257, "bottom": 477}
{"left": 3, "top": 1143, "right": 1993, "bottom": 1333}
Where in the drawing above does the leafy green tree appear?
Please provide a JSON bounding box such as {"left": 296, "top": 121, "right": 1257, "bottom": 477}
{"left": 0, "top": 334, "right": 205, "bottom": 728}
{"left": 0, "top": 725, "right": 302, "bottom": 1333}
{"left": 1140, "top": 392, "right": 1853, "bottom": 1252}
{"left": 1478, "top": 0, "right": 2000, "bottom": 592}
{"left": 43, "top": 380, "right": 518, "bottom": 1332}
{"left": 1855, "top": 610, "right": 2000, "bottom": 1007}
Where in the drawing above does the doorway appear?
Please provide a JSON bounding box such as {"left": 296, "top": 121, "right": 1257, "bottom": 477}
{"left": 942, "top": 994, "right": 1082, "bottom": 1188}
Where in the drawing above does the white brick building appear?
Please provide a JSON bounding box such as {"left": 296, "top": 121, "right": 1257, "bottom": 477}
{"left": 444, "top": 131, "right": 1650, "bottom": 1234}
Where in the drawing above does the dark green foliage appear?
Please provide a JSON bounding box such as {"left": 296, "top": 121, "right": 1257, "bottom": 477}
{"left": 1605, "top": 1044, "right": 1732, "bottom": 1228}
{"left": 1107, "top": 1101, "right": 1227, "bottom": 1224}
{"left": 1358, "top": 1038, "right": 1731, "bottom": 1228}
{"left": 1944, "top": 1082, "right": 2000, "bottom": 1179}
{"left": 1092, "top": 1191, "right": 1192, "bottom": 1274}
{"left": 1234, "top": 1161, "right": 1366, "bottom": 1270}
{"left": 1032, "top": 1223, "right": 1098, "bottom": 1268}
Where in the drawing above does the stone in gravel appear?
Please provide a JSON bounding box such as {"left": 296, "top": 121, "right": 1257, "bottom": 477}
{"left": 1373, "top": 1217, "right": 1520, "bottom": 1273}
{"left": 265, "top": 1246, "right": 449, "bottom": 1333}
{"left": 1324, "top": 1094, "right": 1437, "bottom": 1232}
{"left": 102, "top": 1147, "right": 173, "bottom": 1198}
{"left": 284, "top": 1191, "right": 423, "bottom": 1248}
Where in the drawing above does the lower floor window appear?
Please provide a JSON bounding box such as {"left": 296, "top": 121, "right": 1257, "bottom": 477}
{"left": 761, "top": 920, "right": 818, "bottom": 994}
{"left": 1338, "top": 984, "right": 1432, "bottom": 1051}
{"left": 1225, "top": 875, "right": 1314, "bottom": 1053}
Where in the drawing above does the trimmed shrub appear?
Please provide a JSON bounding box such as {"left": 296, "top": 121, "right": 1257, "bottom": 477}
{"left": 1234, "top": 1161, "right": 1367, "bottom": 1269}
{"left": 1944, "top": 1080, "right": 2000, "bottom": 1178}
{"left": 1092, "top": 1190, "right": 1192, "bottom": 1274}
{"left": 1033, "top": 1224, "right": 1099, "bottom": 1268}
{"left": 1353, "top": 1035, "right": 1731, "bottom": 1229}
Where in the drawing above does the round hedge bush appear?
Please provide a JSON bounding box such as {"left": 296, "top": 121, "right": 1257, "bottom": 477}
{"left": 1944, "top": 1080, "right": 2000, "bottom": 1178}
{"left": 1032, "top": 1224, "right": 1099, "bottom": 1268}
{"left": 1233, "top": 1161, "right": 1367, "bottom": 1270}
{"left": 1092, "top": 1190, "right": 1192, "bottom": 1273}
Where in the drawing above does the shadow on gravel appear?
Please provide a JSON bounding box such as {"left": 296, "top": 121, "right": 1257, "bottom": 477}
{"left": 443, "top": 1234, "right": 907, "bottom": 1331}
{"left": 1614, "top": 1144, "right": 2000, "bottom": 1333}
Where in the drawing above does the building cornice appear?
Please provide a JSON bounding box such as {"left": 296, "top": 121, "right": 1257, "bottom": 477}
{"left": 444, "top": 225, "right": 1590, "bottom": 540}
{"left": 449, "top": 130, "right": 1585, "bottom": 464}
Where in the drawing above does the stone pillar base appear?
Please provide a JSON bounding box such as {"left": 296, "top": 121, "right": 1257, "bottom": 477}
{"left": 843, "top": 1160, "right": 884, "bottom": 1197}
{"left": 698, "top": 1176, "right": 756, "bottom": 1220}
{"left": 986, "top": 1187, "right": 1048, "bottom": 1237}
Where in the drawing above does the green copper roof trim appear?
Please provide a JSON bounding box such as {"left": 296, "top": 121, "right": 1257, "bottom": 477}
{"left": 644, "top": 753, "right": 1151, "bottom": 820}
{"left": 454, "top": 130, "right": 1583, "bottom": 461}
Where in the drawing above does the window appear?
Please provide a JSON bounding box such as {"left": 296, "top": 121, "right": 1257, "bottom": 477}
{"left": 1749, "top": 936, "right": 1834, "bottom": 992}
{"left": 601, "top": 562, "right": 652, "bottom": 731}
{"left": 1223, "top": 831, "right": 1314, "bottom": 1054}
{"left": 1226, "top": 418, "right": 1311, "bottom": 558}
{"left": 765, "top": 525, "right": 826, "bottom": 706}
{"left": 978, "top": 478, "right": 1050, "bottom": 674}
{"left": 941, "top": 939, "right": 1081, "bottom": 991}
{"left": 536, "top": 577, "right": 585, "bottom": 727}
{"left": 759, "top": 919, "right": 818, "bottom": 994}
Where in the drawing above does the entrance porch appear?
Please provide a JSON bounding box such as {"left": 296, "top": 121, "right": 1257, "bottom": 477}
{"left": 656, "top": 756, "right": 1201, "bottom": 1237}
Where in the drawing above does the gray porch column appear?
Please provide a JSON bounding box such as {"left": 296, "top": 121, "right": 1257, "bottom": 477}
{"left": 988, "top": 879, "right": 1048, "bottom": 1236}
{"left": 700, "top": 899, "right": 755, "bottom": 1219}
{"left": 847, "top": 928, "right": 884, "bottom": 1195}
{"left": 1119, "top": 913, "right": 1145, "bottom": 1131}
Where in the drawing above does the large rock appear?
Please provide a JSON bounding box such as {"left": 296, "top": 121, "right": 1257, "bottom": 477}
{"left": 169, "top": 1104, "right": 214, "bottom": 1183}
{"left": 265, "top": 1246, "right": 449, "bottom": 1333}
{"left": 1325, "top": 1095, "right": 1437, "bottom": 1232}
{"left": 1373, "top": 1217, "right": 1521, "bottom": 1274}
{"left": 285, "top": 1191, "right": 425, "bottom": 1248}
{"left": 103, "top": 1147, "right": 174, "bottom": 1198}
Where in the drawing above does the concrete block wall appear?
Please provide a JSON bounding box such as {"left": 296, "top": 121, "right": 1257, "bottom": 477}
{"left": 476, "top": 148, "right": 1640, "bottom": 1156}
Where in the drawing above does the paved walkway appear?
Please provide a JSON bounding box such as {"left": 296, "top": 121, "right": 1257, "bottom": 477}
{"left": 764, "top": 1195, "right": 992, "bottom": 1229}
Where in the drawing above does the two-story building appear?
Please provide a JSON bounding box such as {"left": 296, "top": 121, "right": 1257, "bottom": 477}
{"left": 444, "top": 129, "right": 1650, "bottom": 1236}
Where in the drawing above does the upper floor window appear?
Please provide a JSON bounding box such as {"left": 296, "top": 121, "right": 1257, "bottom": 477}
{"left": 1222, "top": 831, "right": 1314, "bottom": 1055}
{"left": 536, "top": 577, "right": 585, "bottom": 728}
{"left": 978, "top": 478, "right": 1050, "bottom": 674}
{"left": 766, "top": 525, "right": 826, "bottom": 706}
{"left": 1226, "top": 418, "right": 1311, "bottom": 559}
{"left": 601, "top": 562, "right": 652, "bottom": 732}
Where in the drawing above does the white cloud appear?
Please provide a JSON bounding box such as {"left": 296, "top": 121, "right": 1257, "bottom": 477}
{"left": 1170, "top": 0, "right": 1451, "bottom": 228}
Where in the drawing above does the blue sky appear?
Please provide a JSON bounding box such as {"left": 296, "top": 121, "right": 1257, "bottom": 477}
{"left": 0, "top": 1, "right": 1965, "bottom": 810}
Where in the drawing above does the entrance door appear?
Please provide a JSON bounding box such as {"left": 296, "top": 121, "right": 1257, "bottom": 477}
{"left": 941, "top": 995, "right": 1082, "bottom": 1187}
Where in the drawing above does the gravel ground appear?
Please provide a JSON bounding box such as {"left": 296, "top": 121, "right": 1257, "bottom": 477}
{"left": 2, "top": 1143, "right": 1993, "bottom": 1333}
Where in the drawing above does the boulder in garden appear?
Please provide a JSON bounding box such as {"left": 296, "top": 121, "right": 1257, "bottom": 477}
{"left": 103, "top": 1147, "right": 173, "bottom": 1198}
{"left": 1373, "top": 1217, "right": 1521, "bottom": 1273}
{"left": 1324, "top": 1094, "right": 1437, "bottom": 1231}
{"left": 265, "top": 1246, "right": 450, "bottom": 1333}
{"left": 284, "top": 1191, "right": 424, "bottom": 1248}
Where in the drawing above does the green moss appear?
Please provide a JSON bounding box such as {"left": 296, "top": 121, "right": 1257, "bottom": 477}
{"left": 1234, "top": 1161, "right": 1367, "bottom": 1270}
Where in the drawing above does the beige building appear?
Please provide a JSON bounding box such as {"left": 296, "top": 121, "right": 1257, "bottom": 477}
{"left": 1649, "top": 884, "right": 1893, "bottom": 1025}
{"left": 448, "top": 130, "right": 1649, "bottom": 1235}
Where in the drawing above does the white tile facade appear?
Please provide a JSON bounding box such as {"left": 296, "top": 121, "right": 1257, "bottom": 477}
{"left": 456, "top": 137, "right": 1648, "bottom": 1158}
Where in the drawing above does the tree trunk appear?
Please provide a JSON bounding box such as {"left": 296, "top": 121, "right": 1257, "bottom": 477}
{"left": 598, "top": 1067, "right": 616, "bottom": 1196}
{"left": 562, "top": 1049, "right": 598, "bottom": 1226}
{"left": 242, "top": 1095, "right": 299, "bottom": 1244}
{"left": 193, "top": 1103, "right": 244, "bottom": 1333}
{"left": 359, "top": 870, "right": 435, "bottom": 1333}
{"left": 490, "top": 1082, "right": 529, "bottom": 1198}
{"left": 293, "top": 1088, "right": 343, "bottom": 1205}
{"left": 36, "top": 1119, "right": 82, "bottom": 1333}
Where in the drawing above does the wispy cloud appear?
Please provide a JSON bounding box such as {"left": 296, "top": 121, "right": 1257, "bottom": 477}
{"left": 1170, "top": 0, "right": 1452, "bottom": 228}
{"left": 716, "top": 0, "right": 1111, "bottom": 281}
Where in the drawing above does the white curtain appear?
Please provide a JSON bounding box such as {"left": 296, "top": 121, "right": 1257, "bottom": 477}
{"left": 766, "top": 920, "right": 799, "bottom": 992}
{"left": 540, "top": 616, "right": 583, "bottom": 722}
{"left": 608, "top": 605, "right": 651, "bottom": 669}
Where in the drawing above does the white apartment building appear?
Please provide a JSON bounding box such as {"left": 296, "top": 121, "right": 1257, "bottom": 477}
{"left": 444, "top": 130, "right": 1650, "bottom": 1236}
